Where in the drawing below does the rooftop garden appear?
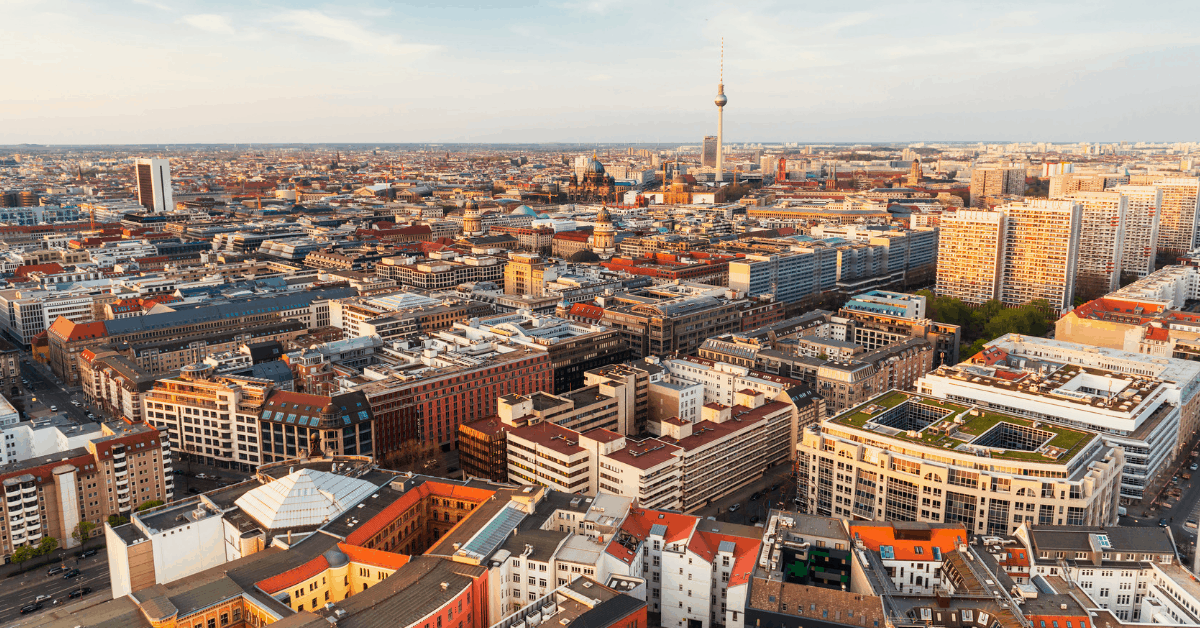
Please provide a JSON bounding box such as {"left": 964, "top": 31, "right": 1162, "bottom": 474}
{"left": 830, "top": 391, "right": 1095, "bottom": 464}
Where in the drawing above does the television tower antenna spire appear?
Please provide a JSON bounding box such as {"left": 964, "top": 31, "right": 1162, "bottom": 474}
{"left": 714, "top": 37, "right": 728, "bottom": 184}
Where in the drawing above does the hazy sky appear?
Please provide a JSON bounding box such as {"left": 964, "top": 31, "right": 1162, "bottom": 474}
{"left": 3, "top": 0, "right": 1200, "bottom": 144}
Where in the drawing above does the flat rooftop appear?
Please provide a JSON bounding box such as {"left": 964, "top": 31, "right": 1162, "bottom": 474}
{"left": 830, "top": 391, "right": 1098, "bottom": 465}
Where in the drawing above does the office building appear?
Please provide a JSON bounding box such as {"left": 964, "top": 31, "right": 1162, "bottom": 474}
{"left": 1067, "top": 191, "right": 1127, "bottom": 301}
{"left": 135, "top": 157, "right": 174, "bottom": 212}
{"left": 969, "top": 166, "right": 1025, "bottom": 207}
{"left": 1113, "top": 184, "right": 1163, "bottom": 277}
{"left": 504, "top": 253, "right": 557, "bottom": 296}
{"left": 796, "top": 390, "right": 1124, "bottom": 533}
{"left": 917, "top": 337, "right": 1193, "bottom": 501}
{"left": 703, "top": 135, "right": 719, "bottom": 168}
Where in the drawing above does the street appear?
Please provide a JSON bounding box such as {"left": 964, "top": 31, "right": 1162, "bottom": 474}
{"left": 0, "top": 551, "right": 111, "bottom": 626}
{"left": 1121, "top": 455, "right": 1200, "bottom": 567}
{"left": 691, "top": 462, "right": 795, "bottom": 525}
{"left": 15, "top": 359, "right": 92, "bottom": 424}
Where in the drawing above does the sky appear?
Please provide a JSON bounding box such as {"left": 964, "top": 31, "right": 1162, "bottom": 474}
{"left": 3, "top": 0, "right": 1200, "bottom": 144}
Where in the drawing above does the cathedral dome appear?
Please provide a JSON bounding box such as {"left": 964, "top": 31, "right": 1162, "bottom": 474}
{"left": 585, "top": 156, "right": 605, "bottom": 175}
{"left": 464, "top": 199, "right": 479, "bottom": 211}
{"left": 596, "top": 207, "right": 612, "bottom": 223}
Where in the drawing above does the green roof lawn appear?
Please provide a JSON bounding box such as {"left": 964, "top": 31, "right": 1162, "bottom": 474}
{"left": 831, "top": 392, "right": 1094, "bottom": 464}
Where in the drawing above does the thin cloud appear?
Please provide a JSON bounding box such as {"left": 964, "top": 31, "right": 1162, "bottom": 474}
{"left": 181, "top": 14, "right": 236, "bottom": 35}
{"left": 277, "top": 9, "right": 438, "bottom": 56}
{"left": 588, "top": 74, "right": 612, "bottom": 81}
{"left": 132, "top": 0, "right": 170, "bottom": 11}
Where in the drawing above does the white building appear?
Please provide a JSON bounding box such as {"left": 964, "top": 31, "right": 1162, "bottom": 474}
{"left": 918, "top": 333, "right": 1200, "bottom": 501}
{"left": 1113, "top": 184, "right": 1163, "bottom": 278}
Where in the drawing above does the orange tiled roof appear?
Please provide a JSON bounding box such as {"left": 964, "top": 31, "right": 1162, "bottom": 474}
{"left": 688, "top": 531, "right": 760, "bottom": 587}
{"left": 256, "top": 554, "right": 330, "bottom": 594}
{"left": 849, "top": 523, "right": 966, "bottom": 561}
{"left": 338, "top": 543, "right": 410, "bottom": 571}
{"left": 48, "top": 318, "right": 108, "bottom": 342}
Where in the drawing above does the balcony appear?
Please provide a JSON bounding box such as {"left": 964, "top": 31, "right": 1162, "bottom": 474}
{"left": 112, "top": 450, "right": 125, "bottom": 460}
{"left": 21, "top": 485, "right": 35, "bottom": 495}
{"left": 23, "top": 505, "right": 38, "bottom": 516}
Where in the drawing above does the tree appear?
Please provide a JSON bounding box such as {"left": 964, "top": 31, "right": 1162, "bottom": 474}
{"left": 72, "top": 521, "right": 97, "bottom": 544}
{"left": 10, "top": 545, "right": 33, "bottom": 565}
{"left": 35, "top": 536, "right": 58, "bottom": 557}
{"left": 107, "top": 514, "right": 129, "bottom": 528}
{"left": 136, "top": 500, "right": 165, "bottom": 512}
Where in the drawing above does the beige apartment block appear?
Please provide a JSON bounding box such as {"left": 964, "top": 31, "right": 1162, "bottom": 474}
{"left": 1067, "top": 191, "right": 1127, "bottom": 301}
{"left": 997, "top": 199, "right": 1082, "bottom": 312}
{"left": 934, "top": 210, "right": 1005, "bottom": 304}
{"left": 1113, "top": 184, "right": 1163, "bottom": 277}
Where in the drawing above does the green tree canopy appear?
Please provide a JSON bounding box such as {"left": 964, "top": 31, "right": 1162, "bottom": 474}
{"left": 72, "top": 521, "right": 97, "bottom": 543}
{"left": 10, "top": 545, "right": 33, "bottom": 564}
{"left": 35, "top": 536, "right": 58, "bottom": 557}
{"left": 137, "top": 500, "right": 165, "bottom": 512}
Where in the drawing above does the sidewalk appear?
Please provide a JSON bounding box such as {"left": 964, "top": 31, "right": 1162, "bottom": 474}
{"left": 12, "top": 590, "right": 113, "bottom": 628}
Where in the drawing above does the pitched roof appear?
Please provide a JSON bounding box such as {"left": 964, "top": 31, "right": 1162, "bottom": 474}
{"left": 234, "top": 468, "right": 378, "bottom": 529}
{"left": 48, "top": 317, "right": 109, "bottom": 342}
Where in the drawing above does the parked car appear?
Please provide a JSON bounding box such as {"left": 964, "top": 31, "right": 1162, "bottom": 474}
{"left": 70, "top": 400, "right": 80, "bottom": 406}
{"left": 63, "top": 568, "right": 80, "bottom": 579}
{"left": 1159, "top": 518, "right": 1170, "bottom": 527}
{"left": 1187, "top": 520, "right": 1198, "bottom": 529}
{"left": 728, "top": 503, "right": 741, "bottom": 512}
{"left": 188, "top": 487, "right": 200, "bottom": 494}
{"left": 49, "top": 405, "right": 56, "bottom": 411}
{"left": 68, "top": 587, "right": 92, "bottom": 599}
{"left": 20, "top": 603, "right": 43, "bottom": 615}
{"left": 78, "top": 548, "right": 97, "bottom": 558}
{"left": 196, "top": 473, "right": 207, "bottom": 479}
{"left": 1191, "top": 463, "right": 1198, "bottom": 471}
{"left": 47, "top": 565, "right": 64, "bottom": 576}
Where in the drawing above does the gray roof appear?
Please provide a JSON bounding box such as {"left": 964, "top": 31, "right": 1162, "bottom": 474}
{"left": 104, "top": 287, "right": 356, "bottom": 336}
{"left": 1029, "top": 525, "right": 1176, "bottom": 554}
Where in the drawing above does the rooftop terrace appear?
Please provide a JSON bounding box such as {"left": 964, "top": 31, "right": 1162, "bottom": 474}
{"left": 830, "top": 391, "right": 1096, "bottom": 465}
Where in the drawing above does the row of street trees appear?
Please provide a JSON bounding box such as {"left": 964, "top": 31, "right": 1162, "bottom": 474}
{"left": 915, "top": 291, "right": 1056, "bottom": 358}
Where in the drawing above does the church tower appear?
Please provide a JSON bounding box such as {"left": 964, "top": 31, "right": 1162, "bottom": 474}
{"left": 462, "top": 199, "right": 483, "bottom": 237}
{"left": 592, "top": 207, "right": 617, "bottom": 256}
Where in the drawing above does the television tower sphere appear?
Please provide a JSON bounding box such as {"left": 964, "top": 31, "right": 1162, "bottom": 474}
{"left": 714, "top": 92, "right": 727, "bottom": 107}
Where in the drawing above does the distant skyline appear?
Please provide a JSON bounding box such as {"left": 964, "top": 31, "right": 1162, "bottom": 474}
{"left": 4, "top": 0, "right": 1200, "bottom": 145}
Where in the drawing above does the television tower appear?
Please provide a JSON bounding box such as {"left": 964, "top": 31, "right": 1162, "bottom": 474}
{"left": 714, "top": 38, "right": 727, "bottom": 184}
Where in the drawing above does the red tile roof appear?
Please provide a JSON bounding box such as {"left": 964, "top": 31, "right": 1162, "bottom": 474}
{"left": 567, "top": 303, "right": 604, "bottom": 321}
{"left": 338, "top": 543, "right": 411, "bottom": 571}
{"left": 688, "top": 531, "right": 761, "bottom": 587}
{"left": 14, "top": 263, "right": 64, "bottom": 277}
{"left": 48, "top": 318, "right": 108, "bottom": 342}
{"left": 256, "top": 554, "right": 330, "bottom": 594}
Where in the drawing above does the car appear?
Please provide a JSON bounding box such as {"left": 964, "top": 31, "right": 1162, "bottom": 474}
{"left": 728, "top": 503, "right": 741, "bottom": 512}
{"left": 34, "top": 594, "right": 52, "bottom": 603}
{"left": 63, "top": 568, "right": 80, "bottom": 579}
{"left": 1159, "top": 518, "right": 1169, "bottom": 527}
{"left": 1191, "top": 464, "right": 1198, "bottom": 471}
{"left": 47, "top": 565, "right": 65, "bottom": 576}
{"left": 1188, "top": 520, "right": 1198, "bottom": 529}
{"left": 173, "top": 469, "right": 186, "bottom": 475}
{"left": 750, "top": 516, "right": 760, "bottom": 524}
{"left": 70, "top": 400, "right": 80, "bottom": 406}
{"left": 750, "top": 492, "right": 760, "bottom": 501}
{"left": 79, "top": 548, "right": 97, "bottom": 558}
{"left": 188, "top": 487, "right": 200, "bottom": 494}
{"left": 68, "top": 587, "right": 92, "bottom": 599}
{"left": 49, "top": 405, "right": 56, "bottom": 411}
{"left": 20, "top": 603, "right": 43, "bottom": 615}
{"left": 196, "top": 473, "right": 207, "bottom": 479}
